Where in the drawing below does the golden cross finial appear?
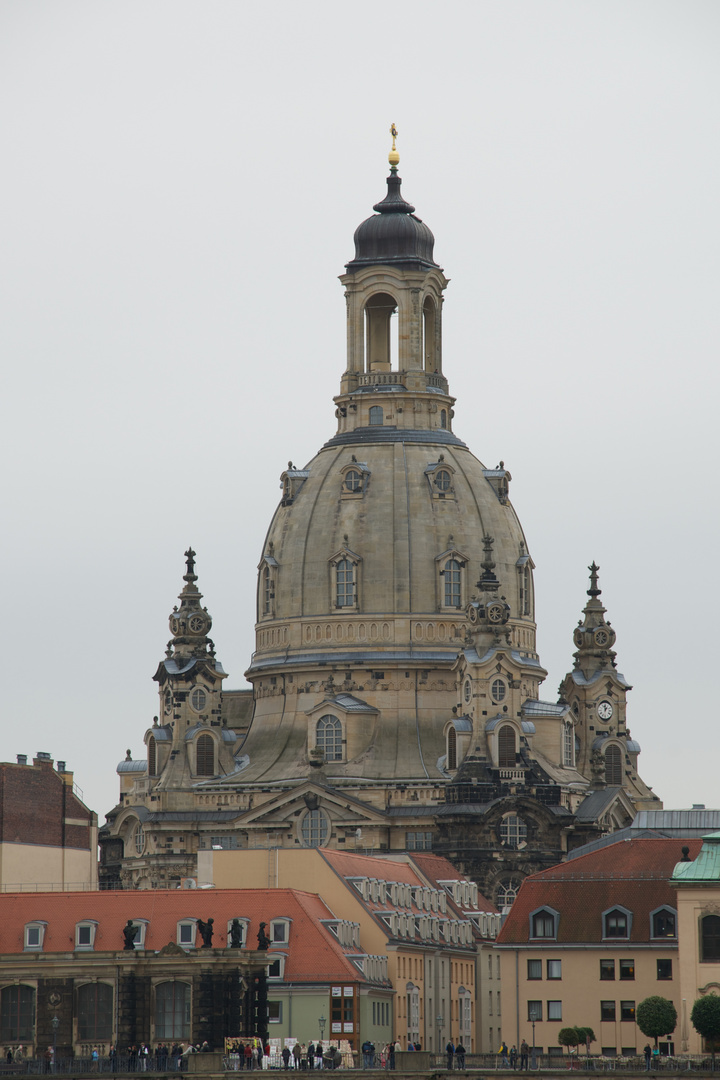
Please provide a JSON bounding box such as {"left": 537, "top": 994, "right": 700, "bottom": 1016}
{"left": 389, "top": 123, "right": 400, "bottom": 168}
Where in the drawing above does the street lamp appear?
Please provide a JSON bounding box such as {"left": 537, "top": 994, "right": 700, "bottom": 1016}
{"left": 51, "top": 1015, "right": 60, "bottom": 1074}
{"left": 530, "top": 1018, "right": 537, "bottom": 1070}
{"left": 319, "top": 1015, "right": 326, "bottom": 1042}
{"left": 436, "top": 1015, "right": 444, "bottom": 1056}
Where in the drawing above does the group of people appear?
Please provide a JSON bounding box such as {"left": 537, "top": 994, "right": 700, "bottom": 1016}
{"left": 444, "top": 1041, "right": 467, "bottom": 1069}
{"left": 497, "top": 1041, "right": 531, "bottom": 1069}
{"left": 226, "top": 1040, "right": 342, "bottom": 1070}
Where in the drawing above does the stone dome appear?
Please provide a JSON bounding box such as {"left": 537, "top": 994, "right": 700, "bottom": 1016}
{"left": 346, "top": 171, "right": 438, "bottom": 273}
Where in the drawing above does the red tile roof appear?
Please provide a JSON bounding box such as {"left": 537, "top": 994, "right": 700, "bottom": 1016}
{"left": 407, "top": 853, "right": 497, "bottom": 912}
{"left": 0, "top": 888, "right": 368, "bottom": 983}
{"left": 497, "top": 838, "right": 703, "bottom": 946}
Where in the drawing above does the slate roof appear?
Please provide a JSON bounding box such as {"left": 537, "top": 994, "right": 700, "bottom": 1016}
{"left": 497, "top": 837, "right": 703, "bottom": 946}
{"left": 0, "top": 888, "right": 375, "bottom": 984}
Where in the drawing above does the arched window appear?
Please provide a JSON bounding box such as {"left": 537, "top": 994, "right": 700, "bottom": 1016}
{"left": 263, "top": 566, "right": 271, "bottom": 614}
{"left": 497, "top": 878, "right": 522, "bottom": 909}
{"left": 301, "top": 808, "right": 329, "bottom": 848}
{"left": 498, "top": 725, "right": 516, "bottom": 768}
{"left": 500, "top": 814, "right": 527, "bottom": 849}
{"left": 444, "top": 559, "right": 461, "bottom": 607}
{"left": 702, "top": 915, "right": 720, "bottom": 961}
{"left": 336, "top": 559, "right": 355, "bottom": 607}
{"left": 148, "top": 736, "right": 157, "bottom": 777}
{"left": 369, "top": 405, "right": 383, "bottom": 426}
{"left": 316, "top": 715, "right": 342, "bottom": 761}
{"left": 0, "top": 985, "right": 35, "bottom": 1041}
{"left": 155, "top": 982, "right": 191, "bottom": 1040}
{"left": 77, "top": 983, "right": 113, "bottom": 1041}
{"left": 344, "top": 469, "right": 362, "bottom": 492}
{"left": 435, "top": 470, "right": 451, "bottom": 492}
{"left": 196, "top": 734, "right": 215, "bottom": 777}
{"left": 563, "top": 723, "right": 574, "bottom": 767}
{"left": 365, "top": 293, "right": 397, "bottom": 371}
{"left": 423, "top": 296, "right": 436, "bottom": 371}
{"left": 605, "top": 744, "right": 622, "bottom": 785}
{"left": 440, "top": 409, "right": 447, "bottom": 429}
{"left": 447, "top": 728, "right": 457, "bottom": 770}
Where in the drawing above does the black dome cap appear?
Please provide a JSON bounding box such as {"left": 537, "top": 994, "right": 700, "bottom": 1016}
{"left": 346, "top": 171, "right": 438, "bottom": 273}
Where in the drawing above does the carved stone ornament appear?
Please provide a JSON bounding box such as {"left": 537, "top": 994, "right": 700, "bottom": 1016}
{"left": 158, "top": 941, "right": 186, "bottom": 956}
{"left": 699, "top": 982, "right": 720, "bottom": 996}
{"left": 702, "top": 904, "right": 720, "bottom": 915}
{"left": 48, "top": 992, "right": 61, "bottom": 1007}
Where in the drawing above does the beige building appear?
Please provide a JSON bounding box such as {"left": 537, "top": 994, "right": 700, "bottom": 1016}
{"left": 496, "top": 837, "right": 698, "bottom": 1059}
{"left": 673, "top": 831, "right": 720, "bottom": 1054}
{"left": 99, "top": 137, "right": 660, "bottom": 907}
{"left": 202, "top": 846, "right": 499, "bottom": 1051}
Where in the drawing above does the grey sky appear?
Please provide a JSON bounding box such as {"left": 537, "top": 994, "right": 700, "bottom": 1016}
{"left": 1, "top": 0, "right": 718, "bottom": 832}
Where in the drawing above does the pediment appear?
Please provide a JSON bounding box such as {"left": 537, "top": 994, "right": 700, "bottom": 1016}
{"left": 237, "top": 782, "right": 388, "bottom": 829}
{"left": 305, "top": 693, "right": 378, "bottom": 719}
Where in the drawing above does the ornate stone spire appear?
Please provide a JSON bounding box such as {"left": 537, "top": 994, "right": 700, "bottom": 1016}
{"left": 572, "top": 562, "right": 617, "bottom": 678}
{"left": 167, "top": 548, "right": 214, "bottom": 661}
{"left": 476, "top": 535, "right": 500, "bottom": 593}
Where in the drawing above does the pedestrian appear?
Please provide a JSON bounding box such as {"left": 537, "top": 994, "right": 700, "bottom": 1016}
{"left": 519, "top": 1041, "right": 529, "bottom": 1071}
{"left": 293, "top": 1044, "right": 302, "bottom": 1070}
{"left": 92, "top": 1047, "right": 100, "bottom": 1071}
{"left": 510, "top": 1045, "right": 517, "bottom": 1070}
{"left": 362, "top": 1040, "right": 375, "bottom": 1069}
{"left": 282, "top": 1047, "right": 291, "bottom": 1071}
{"left": 388, "top": 1041, "right": 396, "bottom": 1071}
{"left": 307, "top": 1042, "right": 315, "bottom": 1071}
{"left": 109, "top": 1046, "right": 118, "bottom": 1072}
{"left": 499, "top": 1042, "right": 509, "bottom": 1069}
{"left": 455, "top": 1043, "right": 466, "bottom": 1070}
{"left": 44, "top": 1048, "right": 53, "bottom": 1074}
{"left": 315, "top": 1042, "right": 323, "bottom": 1070}
{"left": 446, "top": 1040, "right": 455, "bottom": 1070}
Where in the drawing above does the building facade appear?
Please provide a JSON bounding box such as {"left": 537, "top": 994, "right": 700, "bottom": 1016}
{"left": 201, "top": 848, "right": 496, "bottom": 1052}
{"left": 99, "top": 138, "right": 660, "bottom": 907}
{"left": 0, "top": 888, "right": 393, "bottom": 1061}
{"left": 0, "top": 754, "right": 97, "bottom": 891}
{"left": 496, "top": 837, "right": 701, "bottom": 1058}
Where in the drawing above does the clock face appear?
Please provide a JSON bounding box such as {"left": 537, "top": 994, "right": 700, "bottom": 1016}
{"left": 170, "top": 617, "right": 180, "bottom": 635}
{"left": 574, "top": 629, "right": 584, "bottom": 648}
{"left": 597, "top": 700, "right": 614, "bottom": 721}
{"left": 189, "top": 615, "right": 205, "bottom": 634}
{"left": 487, "top": 604, "right": 504, "bottom": 624}
{"left": 595, "top": 629, "right": 609, "bottom": 647}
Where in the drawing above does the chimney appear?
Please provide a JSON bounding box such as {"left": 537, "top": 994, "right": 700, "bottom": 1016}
{"left": 16, "top": 754, "right": 27, "bottom": 766}
{"left": 34, "top": 752, "right": 53, "bottom": 766}
{"left": 56, "top": 761, "right": 66, "bottom": 773}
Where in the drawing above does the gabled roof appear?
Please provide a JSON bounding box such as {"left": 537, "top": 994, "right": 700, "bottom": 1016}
{"left": 497, "top": 838, "right": 703, "bottom": 946}
{"left": 0, "top": 888, "right": 375, "bottom": 984}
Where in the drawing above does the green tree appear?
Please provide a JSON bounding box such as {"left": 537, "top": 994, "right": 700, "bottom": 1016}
{"left": 576, "top": 1027, "right": 597, "bottom": 1060}
{"left": 637, "top": 997, "right": 678, "bottom": 1049}
{"left": 558, "top": 1028, "right": 580, "bottom": 1061}
{"left": 691, "top": 994, "right": 720, "bottom": 1066}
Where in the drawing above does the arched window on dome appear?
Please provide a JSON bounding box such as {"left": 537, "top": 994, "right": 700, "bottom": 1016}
{"left": 263, "top": 566, "right": 271, "bottom": 614}
{"left": 336, "top": 559, "right": 355, "bottom": 607}
{"left": 444, "top": 559, "right": 462, "bottom": 608}
{"left": 498, "top": 725, "right": 517, "bottom": 768}
{"left": 148, "top": 736, "right": 157, "bottom": 777}
{"left": 605, "top": 744, "right": 622, "bottom": 785}
{"left": 440, "top": 409, "right": 447, "bottom": 429}
{"left": 316, "top": 715, "right": 343, "bottom": 762}
{"left": 364, "top": 292, "right": 397, "bottom": 372}
{"left": 369, "top": 405, "right": 384, "bottom": 426}
{"left": 258, "top": 554, "right": 278, "bottom": 620}
{"left": 196, "top": 734, "right": 215, "bottom": 777}
{"left": 447, "top": 727, "right": 457, "bottom": 771}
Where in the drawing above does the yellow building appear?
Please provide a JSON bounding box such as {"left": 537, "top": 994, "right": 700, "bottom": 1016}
{"left": 202, "top": 846, "right": 499, "bottom": 1051}
{"left": 496, "top": 837, "right": 699, "bottom": 1060}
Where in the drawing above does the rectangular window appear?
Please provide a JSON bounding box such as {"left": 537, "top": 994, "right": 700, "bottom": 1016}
{"left": 600, "top": 960, "right": 615, "bottom": 980}
{"left": 619, "top": 960, "right": 635, "bottom": 981}
{"left": 621, "top": 1001, "right": 636, "bottom": 1022}
{"left": 547, "top": 960, "right": 561, "bottom": 980}
{"left": 601, "top": 1047, "right": 617, "bottom": 1057}
{"left": 527, "top": 959, "right": 542, "bottom": 980}
{"left": 547, "top": 1001, "right": 562, "bottom": 1021}
{"left": 179, "top": 923, "right": 195, "bottom": 945}
{"left": 77, "top": 924, "right": 93, "bottom": 947}
{"left": 25, "top": 927, "right": 41, "bottom": 948}
{"left": 267, "top": 959, "right": 282, "bottom": 978}
{"left": 601, "top": 1001, "right": 616, "bottom": 1022}
{"left": 657, "top": 959, "right": 673, "bottom": 981}
{"left": 272, "top": 922, "right": 288, "bottom": 943}
{"left": 621, "top": 1047, "right": 637, "bottom": 1056}
{"left": 406, "top": 832, "right": 433, "bottom": 851}
{"left": 532, "top": 912, "right": 556, "bottom": 938}
{"left": 528, "top": 1001, "right": 542, "bottom": 1022}
{"left": 268, "top": 1002, "right": 282, "bottom": 1023}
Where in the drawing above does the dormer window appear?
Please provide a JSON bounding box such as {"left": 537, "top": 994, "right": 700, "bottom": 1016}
{"left": 444, "top": 560, "right": 461, "bottom": 607}
{"left": 340, "top": 462, "right": 371, "bottom": 498}
{"left": 227, "top": 918, "right": 249, "bottom": 946}
{"left": 75, "top": 921, "right": 98, "bottom": 950}
{"left": 651, "top": 907, "right": 677, "bottom": 939}
{"left": 316, "top": 715, "right": 342, "bottom": 761}
{"left": 258, "top": 552, "right": 279, "bottom": 619}
{"left": 436, "top": 547, "right": 468, "bottom": 610}
{"left": 24, "top": 922, "right": 47, "bottom": 950}
{"left": 178, "top": 919, "right": 197, "bottom": 949}
{"left": 129, "top": 919, "right": 148, "bottom": 948}
{"left": 530, "top": 907, "right": 558, "bottom": 940}
{"left": 270, "top": 919, "right": 291, "bottom": 945}
{"left": 426, "top": 461, "right": 456, "bottom": 501}
{"left": 267, "top": 956, "right": 286, "bottom": 979}
{"left": 329, "top": 546, "right": 361, "bottom": 611}
{"left": 603, "top": 906, "right": 632, "bottom": 940}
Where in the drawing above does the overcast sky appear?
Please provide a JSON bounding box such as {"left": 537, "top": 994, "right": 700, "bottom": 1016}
{"left": 1, "top": 1, "right": 718, "bottom": 838}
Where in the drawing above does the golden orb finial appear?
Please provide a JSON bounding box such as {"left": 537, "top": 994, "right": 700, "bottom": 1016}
{"left": 388, "top": 123, "right": 400, "bottom": 168}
